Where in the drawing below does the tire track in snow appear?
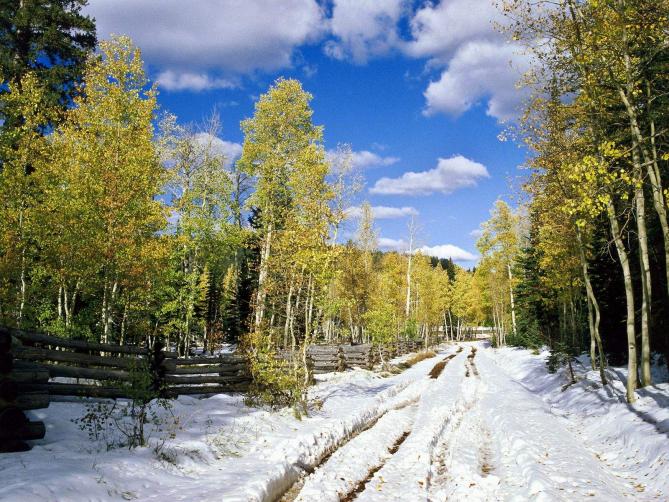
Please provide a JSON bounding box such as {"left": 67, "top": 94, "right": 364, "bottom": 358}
{"left": 428, "top": 345, "right": 500, "bottom": 501}
{"left": 275, "top": 347, "right": 458, "bottom": 502}
{"left": 353, "top": 348, "right": 470, "bottom": 501}
{"left": 287, "top": 402, "right": 419, "bottom": 502}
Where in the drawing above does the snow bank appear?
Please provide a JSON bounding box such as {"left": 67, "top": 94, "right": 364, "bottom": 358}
{"left": 489, "top": 347, "right": 669, "bottom": 500}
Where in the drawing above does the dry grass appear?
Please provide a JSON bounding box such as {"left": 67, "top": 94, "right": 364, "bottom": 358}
{"left": 402, "top": 350, "right": 437, "bottom": 368}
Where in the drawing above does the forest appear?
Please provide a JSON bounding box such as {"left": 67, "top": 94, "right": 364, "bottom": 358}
{"left": 1, "top": 1, "right": 669, "bottom": 500}
{"left": 1, "top": 0, "right": 668, "bottom": 408}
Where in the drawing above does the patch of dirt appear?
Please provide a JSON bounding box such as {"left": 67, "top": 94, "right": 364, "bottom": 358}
{"left": 429, "top": 354, "right": 456, "bottom": 379}
{"left": 465, "top": 347, "right": 479, "bottom": 378}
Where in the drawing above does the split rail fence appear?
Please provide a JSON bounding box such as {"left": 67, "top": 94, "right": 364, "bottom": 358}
{"left": 1, "top": 325, "right": 436, "bottom": 452}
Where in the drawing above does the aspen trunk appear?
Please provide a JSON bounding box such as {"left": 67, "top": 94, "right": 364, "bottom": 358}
{"left": 617, "top": 79, "right": 669, "bottom": 300}
{"left": 58, "top": 284, "right": 64, "bottom": 322}
{"left": 507, "top": 263, "right": 517, "bottom": 339}
{"left": 575, "top": 225, "right": 607, "bottom": 384}
{"left": 254, "top": 224, "right": 273, "bottom": 329}
{"left": 284, "top": 282, "right": 294, "bottom": 348}
{"left": 607, "top": 199, "right": 637, "bottom": 403}
{"left": 632, "top": 148, "right": 652, "bottom": 387}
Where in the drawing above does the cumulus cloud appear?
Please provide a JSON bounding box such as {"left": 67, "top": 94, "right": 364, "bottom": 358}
{"left": 327, "top": 149, "right": 399, "bottom": 170}
{"left": 87, "top": 0, "right": 324, "bottom": 90}
{"left": 370, "top": 155, "right": 489, "bottom": 196}
{"left": 157, "top": 71, "right": 237, "bottom": 92}
{"left": 346, "top": 205, "right": 418, "bottom": 219}
{"left": 378, "top": 238, "right": 478, "bottom": 263}
{"left": 326, "top": 0, "right": 407, "bottom": 63}
{"left": 404, "top": 0, "right": 528, "bottom": 122}
{"left": 378, "top": 237, "right": 408, "bottom": 251}
{"left": 404, "top": 0, "right": 503, "bottom": 61}
{"left": 416, "top": 244, "right": 477, "bottom": 262}
{"left": 422, "top": 41, "right": 530, "bottom": 121}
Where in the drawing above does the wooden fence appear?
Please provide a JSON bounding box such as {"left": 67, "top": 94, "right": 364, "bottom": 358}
{"left": 1, "top": 326, "right": 436, "bottom": 452}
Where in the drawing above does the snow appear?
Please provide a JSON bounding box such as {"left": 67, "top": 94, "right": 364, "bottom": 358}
{"left": 1, "top": 343, "right": 668, "bottom": 501}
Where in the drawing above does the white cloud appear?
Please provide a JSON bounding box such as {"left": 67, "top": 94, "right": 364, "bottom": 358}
{"left": 403, "top": 0, "right": 528, "bottom": 122}
{"left": 327, "top": 149, "right": 399, "bottom": 169}
{"left": 346, "top": 205, "right": 418, "bottom": 219}
{"left": 370, "top": 155, "right": 489, "bottom": 196}
{"left": 422, "top": 41, "right": 530, "bottom": 121}
{"left": 326, "top": 0, "right": 407, "bottom": 63}
{"left": 157, "top": 70, "right": 237, "bottom": 92}
{"left": 378, "top": 238, "right": 478, "bottom": 263}
{"left": 351, "top": 150, "right": 399, "bottom": 169}
{"left": 379, "top": 237, "right": 408, "bottom": 251}
{"left": 469, "top": 228, "right": 483, "bottom": 238}
{"left": 404, "top": 0, "right": 503, "bottom": 62}
{"left": 193, "top": 133, "right": 242, "bottom": 168}
{"left": 416, "top": 244, "right": 477, "bottom": 262}
{"left": 87, "top": 0, "right": 324, "bottom": 90}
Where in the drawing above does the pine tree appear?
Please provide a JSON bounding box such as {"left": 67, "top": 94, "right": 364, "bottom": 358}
{"left": 0, "top": 0, "right": 96, "bottom": 139}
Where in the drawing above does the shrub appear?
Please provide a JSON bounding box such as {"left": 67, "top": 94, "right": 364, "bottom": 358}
{"left": 73, "top": 358, "right": 174, "bottom": 450}
{"left": 243, "top": 330, "right": 308, "bottom": 416}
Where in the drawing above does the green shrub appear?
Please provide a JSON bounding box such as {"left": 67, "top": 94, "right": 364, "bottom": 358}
{"left": 243, "top": 331, "right": 308, "bottom": 416}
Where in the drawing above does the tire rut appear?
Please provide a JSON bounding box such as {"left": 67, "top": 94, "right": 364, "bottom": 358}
{"left": 465, "top": 347, "right": 479, "bottom": 378}
{"left": 429, "top": 348, "right": 460, "bottom": 379}
{"left": 278, "top": 400, "right": 418, "bottom": 502}
{"left": 341, "top": 428, "right": 413, "bottom": 501}
{"left": 282, "top": 350, "right": 456, "bottom": 502}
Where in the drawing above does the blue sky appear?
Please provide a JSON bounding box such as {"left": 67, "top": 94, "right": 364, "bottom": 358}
{"left": 87, "top": 0, "right": 529, "bottom": 265}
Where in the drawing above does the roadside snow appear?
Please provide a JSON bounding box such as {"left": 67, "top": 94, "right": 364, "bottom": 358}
{"left": 0, "top": 347, "right": 446, "bottom": 502}
{"left": 1, "top": 343, "right": 668, "bottom": 501}
{"left": 490, "top": 346, "right": 669, "bottom": 500}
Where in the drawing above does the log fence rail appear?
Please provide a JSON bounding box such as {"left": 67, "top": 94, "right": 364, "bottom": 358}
{"left": 0, "top": 326, "right": 441, "bottom": 452}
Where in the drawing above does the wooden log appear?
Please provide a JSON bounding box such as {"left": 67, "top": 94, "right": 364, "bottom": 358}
{"left": 0, "top": 407, "right": 28, "bottom": 430}
{"left": 309, "top": 356, "right": 340, "bottom": 362}
{"left": 165, "top": 383, "right": 250, "bottom": 396}
{"left": 340, "top": 346, "right": 372, "bottom": 353}
{"left": 43, "top": 363, "right": 130, "bottom": 381}
{"left": 164, "top": 375, "right": 248, "bottom": 385}
{"left": 4, "top": 327, "right": 148, "bottom": 355}
{"left": 0, "top": 392, "right": 49, "bottom": 411}
{"left": 160, "top": 358, "right": 177, "bottom": 372}
{"left": 8, "top": 365, "right": 50, "bottom": 383}
{"left": 0, "top": 420, "right": 45, "bottom": 441}
{"left": 174, "top": 355, "right": 246, "bottom": 366}
{"left": 19, "top": 382, "right": 128, "bottom": 399}
{"left": 0, "top": 379, "right": 18, "bottom": 401}
{"left": 0, "top": 439, "right": 31, "bottom": 453}
{"left": 0, "top": 352, "right": 13, "bottom": 374}
{"left": 0, "top": 330, "right": 11, "bottom": 352}
{"left": 172, "top": 364, "right": 247, "bottom": 375}
{"left": 14, "top": 347, "right": 148, "bottom": 369}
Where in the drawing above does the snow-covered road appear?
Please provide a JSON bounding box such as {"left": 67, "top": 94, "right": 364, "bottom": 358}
{"left": 288, "top": 344, "right": 667, "bottom": 501}
{"left": 2, "top": 342, "right": 667, "bottom": 501}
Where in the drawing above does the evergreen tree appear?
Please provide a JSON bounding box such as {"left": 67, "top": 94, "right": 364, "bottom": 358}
{"left": 0, "top": 0, "right": 96, "bottom": 135}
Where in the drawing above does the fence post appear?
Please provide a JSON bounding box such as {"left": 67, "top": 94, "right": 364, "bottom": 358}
{"left": 150, "top": 339, "right": 167, "bottom": 397}
{"left": 0, "top": 328, "right": 46, "bottom": 452}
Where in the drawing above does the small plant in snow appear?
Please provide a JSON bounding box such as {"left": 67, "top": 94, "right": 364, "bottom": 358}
{"left": 73, "top": 359, "right": 178, "bottom": 450}
{"left": 546, "top": 342, "right": 577, "bottom": 387}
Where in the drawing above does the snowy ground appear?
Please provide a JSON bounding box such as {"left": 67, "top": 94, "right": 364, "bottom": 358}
{"left": 1, "top": 343, "right": 668, "bottom": 501}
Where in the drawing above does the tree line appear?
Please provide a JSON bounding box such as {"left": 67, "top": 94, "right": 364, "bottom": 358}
{"left": 474, "top": 0, "right": 669, "bottom": 403}
{"left": 0, "top": 2, "right": 490, "bottom": 406}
